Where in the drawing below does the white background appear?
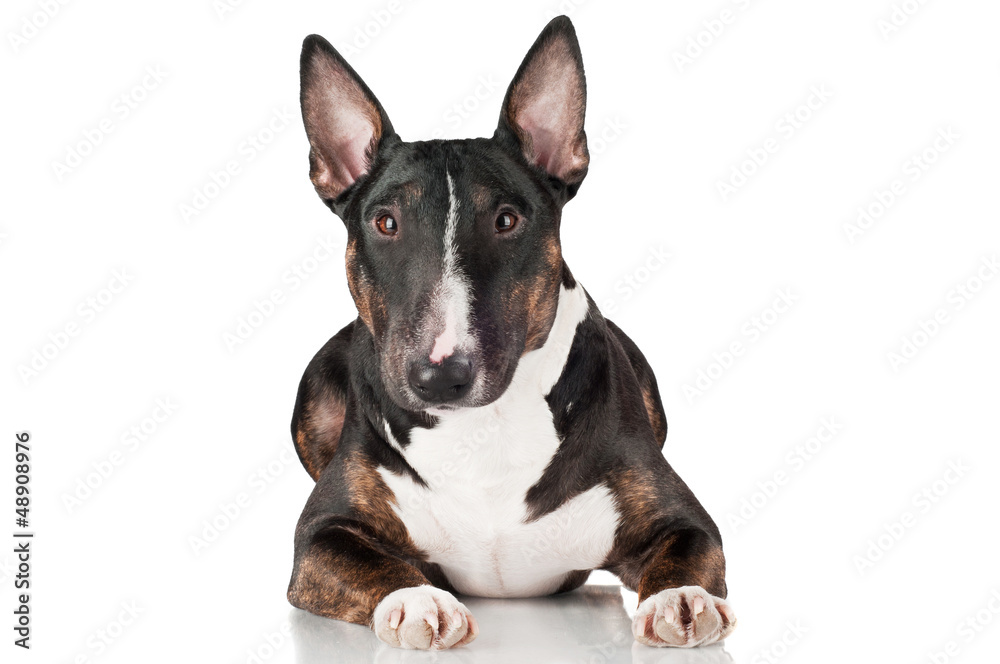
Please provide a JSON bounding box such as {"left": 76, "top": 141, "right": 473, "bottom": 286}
{"left": 3, "top": 0, "right": 999, "bottom": 662}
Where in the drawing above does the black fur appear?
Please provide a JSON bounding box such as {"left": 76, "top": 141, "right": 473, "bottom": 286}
{"left": 286, "top": 16, "right": 730, "bottom": 641}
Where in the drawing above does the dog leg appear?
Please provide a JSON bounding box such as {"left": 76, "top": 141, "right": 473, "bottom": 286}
{"left": 287, "top": 525, "right": 477, "bottom": 649}
{"left": 623, "top": 529, "right": 736, "bottom": 648}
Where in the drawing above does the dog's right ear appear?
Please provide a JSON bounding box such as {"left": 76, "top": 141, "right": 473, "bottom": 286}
{"left": 300, "top": 35, "right": 394, "bottom": 208}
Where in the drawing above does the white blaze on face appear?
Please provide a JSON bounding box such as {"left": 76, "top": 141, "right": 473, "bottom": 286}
{"left": 429, "top": 172, "right": 473, "bottom": 365}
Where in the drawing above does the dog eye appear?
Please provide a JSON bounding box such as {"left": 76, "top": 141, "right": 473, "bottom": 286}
{"left": 375, "top": 214, "right": 398, "bottom": 236}
{"left": 495, "top": 213, "right": 518, "bottom": 233}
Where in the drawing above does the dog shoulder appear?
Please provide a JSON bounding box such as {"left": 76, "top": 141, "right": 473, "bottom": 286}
{"left": 543, "top": 298, "right": 665, "bottom": 453}
{"left": 523, "top": 297, "right": 665, "bottom": 516}
{"left": 604, "top": 318, "right": 668, "bottom": 447}
{"left": 291, "top": 320, "right": 357, "bottom": 480}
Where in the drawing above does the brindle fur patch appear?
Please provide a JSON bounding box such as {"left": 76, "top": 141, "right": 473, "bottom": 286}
{"left": 603, "top": 467, "right": 662, "bottom": 574}
{"left": 602, "top": 467, "right": 726, "bottom": 601}
{"left": 287, "top": 526, "right": 428, "bottom": 626}
{"left": 296, "top": 396, "right": 346, "bottom": 481}
{"left": 522, "top": 236, "right": 562, "bottom": 352}
{"left": 291, "top": 323, "right": 355, "bottom": 480}
{"left": 346, "top": 239, "right": 387, "bottom": 337}
{"left": 605, "top": 320, "right": 667, "bottom": 448}
{"left": 470, "top": 183, "right": 493, "bottom": 211}
{"left": 399, "top": 181, "right": 423, "bottom": 205}
{"left": 287, "top": 449, "right": 431, "bottom": 625}
{"left": 343, "top": 450, "right": 420, "bottom": 556}
{"left": 345, "top": 239, "right": 371, "bottom": 328}
{"left": 635, "top": 533, "right": 727, "bottom": 602}
{"left": 641, "top": 384, "right": 667, "bottom": 445}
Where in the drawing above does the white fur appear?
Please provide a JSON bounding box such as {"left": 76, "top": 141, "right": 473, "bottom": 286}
{"left": 372, "top": 585, "right": 476, "bottom": 649}
{"left": 381, "top": 418, "right": 406, "bottom": 456}
{"left": 380, "top": 284, "right": 620, "bottom": 597}
{"left": 429, "top": 172, "right": 472, "bottom": 364}
{"left": 633, "top": 586, "right": 735, "bottom": 648}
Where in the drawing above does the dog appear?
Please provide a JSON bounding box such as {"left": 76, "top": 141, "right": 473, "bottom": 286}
{"left": 287, "top": 15, "right": 735, "bottom": 650}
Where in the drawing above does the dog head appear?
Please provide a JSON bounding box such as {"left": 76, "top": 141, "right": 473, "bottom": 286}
{"left": 299, "top": 17, "right": 588, "bottom": 413}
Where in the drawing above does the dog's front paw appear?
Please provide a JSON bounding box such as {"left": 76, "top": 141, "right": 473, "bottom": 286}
{"left": 633, "top": 585, "right": 735, "bottom": 648}
{"left": 372, "top": 585, "right": 478, "bottom": 650}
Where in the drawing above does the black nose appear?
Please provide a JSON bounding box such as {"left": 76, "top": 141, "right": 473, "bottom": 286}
{"left": 408, "top": 356, "right": 473, "bottom": 403}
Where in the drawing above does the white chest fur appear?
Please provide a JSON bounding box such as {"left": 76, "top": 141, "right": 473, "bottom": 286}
{"left": 377, "top": 285, "right": 621, "bottom": 597}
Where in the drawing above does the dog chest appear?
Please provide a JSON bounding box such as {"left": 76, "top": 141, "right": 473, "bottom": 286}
{"left": 377, "top": 392, "right": 620, "bottom": 598}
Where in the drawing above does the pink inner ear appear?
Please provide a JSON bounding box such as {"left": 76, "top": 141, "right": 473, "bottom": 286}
{"left": 519, "top": 121, "right": 562, "bottom": 174}
{"left": 511, "top": 43, "right": 587, "bottom": 183}
{"left": 313, "top": 108, "right": 377, "bottom": 195}
{"left": 303, "top": 54, "right": 381, "bottom": 199}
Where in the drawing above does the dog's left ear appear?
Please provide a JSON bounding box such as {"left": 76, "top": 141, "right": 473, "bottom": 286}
{"left": 495, "top": 16, "right": 589, "bottom": 199}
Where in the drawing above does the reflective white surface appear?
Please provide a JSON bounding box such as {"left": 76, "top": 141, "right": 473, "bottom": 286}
{"left": 290, "top": 585, "right": 733, "bottom": 664}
